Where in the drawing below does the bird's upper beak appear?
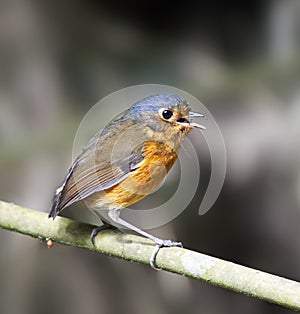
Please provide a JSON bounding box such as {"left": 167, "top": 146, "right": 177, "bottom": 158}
{"left": 189, "top": 111, "right": 205, "bottom": 118}
{"left": 175, "top": 111, "right": 206, "bottom": 130}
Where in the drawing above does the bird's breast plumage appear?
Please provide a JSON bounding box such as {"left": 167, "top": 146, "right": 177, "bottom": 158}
{"left": 85, "top": 140, "right": 178, "bottom": 209}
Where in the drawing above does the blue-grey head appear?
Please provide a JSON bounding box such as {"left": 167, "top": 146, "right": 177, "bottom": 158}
{"left": 125, "top": 93, "right": 205, "bottom": 132}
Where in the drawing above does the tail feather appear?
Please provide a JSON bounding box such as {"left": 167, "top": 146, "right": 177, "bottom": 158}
{"left": 49, "top": 186, "right": 63, "bottom": 219}
{"left": 49, "top": 161, "right": 77, "bottom": 219}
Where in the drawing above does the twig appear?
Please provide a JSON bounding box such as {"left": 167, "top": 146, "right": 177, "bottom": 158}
{"left": 0, "top": 200, "right": 299, "bottom": 311}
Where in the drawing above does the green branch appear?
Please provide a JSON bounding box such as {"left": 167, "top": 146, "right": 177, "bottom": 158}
{"left": 0, "top": 200, "right": 300, "bottom": 311}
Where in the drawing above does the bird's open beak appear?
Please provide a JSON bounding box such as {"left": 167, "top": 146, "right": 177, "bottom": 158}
{"left": 189, "top": 111, "right": 206, "bottom": 129}
{"left": 175, "top": 111, "right": 206, "bottom": 130}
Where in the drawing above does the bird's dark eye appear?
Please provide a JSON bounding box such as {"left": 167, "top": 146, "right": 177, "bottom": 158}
{"left": 162, "top": 109, "right": 173, "bottom": 120}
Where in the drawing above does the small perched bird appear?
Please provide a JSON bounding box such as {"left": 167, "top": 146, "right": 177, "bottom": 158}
{"left": 49, "top": 93, "right": 205, "bottom": 268}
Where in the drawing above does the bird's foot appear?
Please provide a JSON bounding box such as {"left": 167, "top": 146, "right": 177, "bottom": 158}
{"left": 90, "top": 222, "right": 116, "bottom": 245}
{"left": 150, "top": 239, "right": 183, "bottom": 270}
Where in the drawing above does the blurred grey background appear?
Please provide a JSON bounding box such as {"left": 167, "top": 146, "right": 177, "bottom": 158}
{"left": 1, "top": 1, "right": 300, "bottom": 314}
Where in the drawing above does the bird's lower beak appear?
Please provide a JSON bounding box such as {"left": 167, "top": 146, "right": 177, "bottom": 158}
{"left": 188, "top": 121, "right": 206, "bottom": 129}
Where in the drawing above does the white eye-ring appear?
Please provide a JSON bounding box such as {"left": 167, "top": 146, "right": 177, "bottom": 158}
{"left": 159, "top": 108, "right": 173, "bottom": 120}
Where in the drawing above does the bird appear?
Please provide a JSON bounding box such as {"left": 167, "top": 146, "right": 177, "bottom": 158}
{"left": 49, "top": 93, "right": 205, "bottom": 269}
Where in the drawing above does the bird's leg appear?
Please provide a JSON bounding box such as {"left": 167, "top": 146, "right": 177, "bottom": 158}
{"left": 90, "top": 221, "right": 117, "bottom": 245}
{"left": 108, "top": 209, "right": 183, "bottom": 269}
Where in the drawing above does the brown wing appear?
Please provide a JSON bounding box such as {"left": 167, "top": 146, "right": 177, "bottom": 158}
{"left": 49, "top": 118, "right": 146, "bottom": 218}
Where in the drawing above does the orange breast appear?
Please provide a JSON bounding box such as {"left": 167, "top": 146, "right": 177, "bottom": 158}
{"left": 103, "top": 141, "right": 178, "bottom": 208}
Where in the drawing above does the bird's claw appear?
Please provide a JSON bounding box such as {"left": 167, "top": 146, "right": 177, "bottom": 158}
{"left": 90, "top": 222, "right": 115, "bottom": 245}
{"left": 150, "top": 240, "right": 183, "bottom": 270}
